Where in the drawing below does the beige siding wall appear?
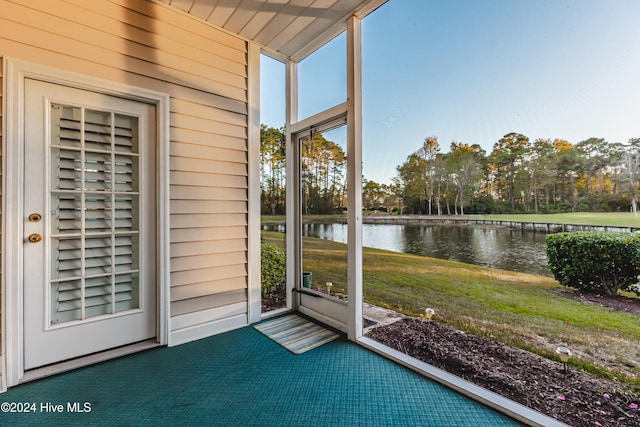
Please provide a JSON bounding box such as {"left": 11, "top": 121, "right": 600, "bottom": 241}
{"left": 0, "top": 0, "right": 249, "bottom": 345}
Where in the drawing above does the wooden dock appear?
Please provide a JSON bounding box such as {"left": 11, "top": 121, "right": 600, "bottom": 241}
{"left": 356, "top": 215, "right": 638, "bottom": 233}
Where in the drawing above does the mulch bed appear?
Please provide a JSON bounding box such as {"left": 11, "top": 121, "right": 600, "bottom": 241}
{"left": 261, "top": 280, "right": 287, "bottom": 312}
{"left": 366, "top": 317, "right": 639, "bottom": 427}
{"left": 550, "top": 288, "right": 640, "bottom": 314}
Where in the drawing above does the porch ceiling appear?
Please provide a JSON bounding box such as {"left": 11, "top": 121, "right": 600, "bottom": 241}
{"left": 157, "top": 0, "right": 387, "bottom": 61}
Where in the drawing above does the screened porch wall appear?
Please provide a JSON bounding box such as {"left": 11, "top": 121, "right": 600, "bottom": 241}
{"left": 0, "top": 0, "right": 250, "bottom": 345}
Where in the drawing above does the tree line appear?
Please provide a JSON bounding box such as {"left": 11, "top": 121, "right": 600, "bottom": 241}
{"left": 261, "top": 124, "right": 640, "bottom": 215}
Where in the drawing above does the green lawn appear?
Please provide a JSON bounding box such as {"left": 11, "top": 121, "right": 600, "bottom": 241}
{"left": 262, "top": 230, "right": 640, "bottom": 387}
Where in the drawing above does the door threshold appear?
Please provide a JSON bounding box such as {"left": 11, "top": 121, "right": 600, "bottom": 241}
{"left": 20, "top": 340, "right": 160, "bottom": 384}
{"left": 261, "top": 306, "right": 292, "bottom": 320}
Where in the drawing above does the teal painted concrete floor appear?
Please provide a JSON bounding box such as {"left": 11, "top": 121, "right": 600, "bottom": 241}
{"left": 1, "top": 324, "right": 523, "bottom": 426}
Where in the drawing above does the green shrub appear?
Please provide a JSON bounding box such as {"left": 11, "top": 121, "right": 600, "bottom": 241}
{"left": 261, "top": 243, "right": 286, "bottom": 297}
{"left": 546, "top": 231, "right": 640, "bottom": 295}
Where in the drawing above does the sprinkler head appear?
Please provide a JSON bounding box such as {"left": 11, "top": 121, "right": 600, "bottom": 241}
{"left": 423, "top": 308, "right": 435, "bottom": 321}
{"left": 555, "top": 346, "right": 572, "bottom": 363}
{"left": 555, "top": 346, "right": 572, "bottom": 372}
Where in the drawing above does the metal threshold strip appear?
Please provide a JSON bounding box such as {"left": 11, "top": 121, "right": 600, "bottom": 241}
{"left": 20, "top": 340, "right": 160, "bottom": 385}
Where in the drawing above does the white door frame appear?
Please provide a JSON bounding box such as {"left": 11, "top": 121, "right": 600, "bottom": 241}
{"left": 284, "top": 16, "right": 363, "bottom": 341}
{"left": 291, "top": 113, "right": 348, "bottom": 332}
{"left": 1, "top": 57, "right": 170, "bottom": 389}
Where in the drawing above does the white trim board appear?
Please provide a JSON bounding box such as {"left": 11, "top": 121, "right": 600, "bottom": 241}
{"left": 346, "top": 15, "right": 363, "bottom": 341}
{"left": 247, "top": 42, "right": 262, "bottom": 325}
{"left": 1, "top": 57, "right": 171, "bottom": 389}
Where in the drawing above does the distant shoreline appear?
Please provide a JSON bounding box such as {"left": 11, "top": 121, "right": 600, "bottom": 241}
{"left": 262, "top": 212, "right": 640, "bottom": 230}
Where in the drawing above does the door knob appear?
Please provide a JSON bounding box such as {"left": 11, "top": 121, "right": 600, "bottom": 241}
{"left": 28, "top": 234, "right": 42, "bottom": 243}
{"left": 28, "top": 213, "right": 42, "bottom": 222}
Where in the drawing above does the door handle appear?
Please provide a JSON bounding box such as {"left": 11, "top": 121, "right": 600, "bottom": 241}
{"left": 28, "top": 234, "right": 43, "bottom": 243}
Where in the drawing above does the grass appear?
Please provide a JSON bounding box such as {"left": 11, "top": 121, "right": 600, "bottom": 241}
{"left": 262, "top": 230, "right": 640, "bottom": 387}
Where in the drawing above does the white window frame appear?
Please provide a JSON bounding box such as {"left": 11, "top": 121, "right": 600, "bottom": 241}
{"left": 1, "top": 57, "right": 170, "bottom": 389}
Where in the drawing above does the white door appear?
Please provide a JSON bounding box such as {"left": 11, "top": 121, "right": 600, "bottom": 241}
{"left": 293, "top": 121, "right": 349, "bottom": 332}
{"left": 23, "top": 79, "right": 157, "bottom": 370}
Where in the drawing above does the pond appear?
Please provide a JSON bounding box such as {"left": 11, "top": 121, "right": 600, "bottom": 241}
{"left": 263, "top": 223, "right": 551, "bottom": 277}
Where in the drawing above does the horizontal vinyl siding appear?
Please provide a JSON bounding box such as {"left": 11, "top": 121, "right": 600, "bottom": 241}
{"left": 0, "top": 0, "right": 246, "bottom": 100}
{"left": 172, "top": 290, "right": 246, "bottom": 317}
{"left": 0, "top": 0, "right": 249, "bottom": 344}
{"left": 171, "top": 264, "right": 247, "bottom": 289}
{"left": 171, "top": 277, "right": 247, "bottom": 301}
{"left": 171, "top": 225, "right": 247, "bottom": 243}
{"left": 170, "top": 156, "right": 246, "bottom": 176}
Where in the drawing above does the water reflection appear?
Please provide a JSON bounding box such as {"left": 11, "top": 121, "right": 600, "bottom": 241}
{"left": 264, "top": 223, "right": 551, "bottom": 277}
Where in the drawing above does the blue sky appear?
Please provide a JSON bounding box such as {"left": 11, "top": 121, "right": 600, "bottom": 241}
{"left": 260, "top": 0, "right": 640, "bottom": 184}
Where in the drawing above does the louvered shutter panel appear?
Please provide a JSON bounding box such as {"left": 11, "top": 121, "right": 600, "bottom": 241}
{"left": 49, "top": 105, "right": 140, "bottom": 325}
